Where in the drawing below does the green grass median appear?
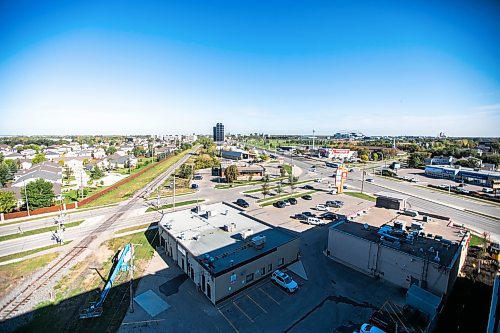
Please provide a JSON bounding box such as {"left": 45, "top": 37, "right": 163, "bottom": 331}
{"left": 0, "top": 220, "right": 85, "bottom": 242}
{"left": 343, "top": 191, "right": 376, "bottom": 202}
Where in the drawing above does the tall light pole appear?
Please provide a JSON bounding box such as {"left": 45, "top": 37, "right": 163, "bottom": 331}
{"left": 312, "top": 129, "right": 316, "bottom": 150}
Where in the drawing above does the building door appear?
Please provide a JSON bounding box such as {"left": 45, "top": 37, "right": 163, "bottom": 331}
{"left": 201, "top": 274, "right": 206, "bottom": 292}
{"left": 206, "top": 283, "right": 211, "bottom": 299}
{"left": 181, "top": 256, "right": 185, "bottom": 271}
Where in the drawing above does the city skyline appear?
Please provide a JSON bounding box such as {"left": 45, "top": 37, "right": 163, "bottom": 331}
{"left": 1, "top": 1, "right": 499, "bottom": 136}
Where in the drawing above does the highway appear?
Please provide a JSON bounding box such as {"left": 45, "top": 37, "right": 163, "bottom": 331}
{"left": 289, "top": 155, "right": 500, "bottom": 237}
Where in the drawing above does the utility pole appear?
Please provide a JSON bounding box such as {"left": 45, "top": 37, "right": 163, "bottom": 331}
{"left": 23, "top": 180, "right": 30, "bottom": 216}
{"left": 312, "top": 129, "right": 316, "bottom": 150}
{"left": 129, "top": 244, "right": 135, "bottom": 313}
{"left": 361, "top": 164, "right": 366, "bottom": 193}
{"left": 173, "top": 173, "right": 176, "bottom": 212}
{"left": 80, "top": 169, "right": 84, "bottom": 199}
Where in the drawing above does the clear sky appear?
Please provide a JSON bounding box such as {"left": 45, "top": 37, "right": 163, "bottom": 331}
{"left": 1, "top": 0, "right": 499, "bottom": 136}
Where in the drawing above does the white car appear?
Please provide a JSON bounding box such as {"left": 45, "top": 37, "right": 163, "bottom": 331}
{"left": 271, "top": 270, "right": 298, "bottom": 293}
{"left": 482, "top": 188, "right": 494, "bottom": 193}
{"left": 316, "top": 204, "right": 329, "bottom": 211}
{"left": 307, "top": 217, "right": 326, "bottom": 225}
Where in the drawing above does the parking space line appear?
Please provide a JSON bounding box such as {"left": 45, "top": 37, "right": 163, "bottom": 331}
{"left": 218, "top": 309, "right": 240, "bottom": 333}
{"left": 233, "top": 301, "right": 255, "bottom": 322}
{"left": 247, "top": 295, "right": 268, "bottom": 314}
{"left": 259, "top": 287, "right": 280, "bottom": 305}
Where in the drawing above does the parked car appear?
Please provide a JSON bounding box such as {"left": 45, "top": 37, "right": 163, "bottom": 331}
{"left": 327, "top": 189, "right": 338, "bottom": 195}
{"left": 482, "top": 187, "right": 494, "bottom": 193}
{"left": 325, "top": 201, "right": 341, "bottom": 208}
{"left": 303, "top": 184, "right": 314, "bottom": 190}
{"left": 292, "top": 213, "right": 308, "bottom": 221}
{"left": 457, "top": 183, "right": 467, "bottom": 187}
{"left": 271, "top": 270, "right": 298, "bottom": 293}
{"left": 403, "top": 209, "right": 418, "bottom": 217}
{"left": 302, "top": 211, "right": 316, "bottom": 217}
{"left": 273, "top": 201, "right": 287, "bottom": 208}
{"left": 316, "top": 204, "right": 329, "bottom": 211}
{"left": 307, "top": 217, "right": 325, "bottom": 225}
{"left": 366, "top": 178, "right": 374, "bottom": 183}
{"left": 458, "top": 188, "right": 470, "bottom": 194}
{"left": 410, "top": 178, "right": 418, "bottom": 182}
{"left": 235, "top": 199, "right": 249, "bottom": 208}
{"left": 320, "top": 212, "right": 337, "bottom": 220}
{"left": 302, "top": 194, "right": 313, "bottom": 200}
{"left": 360, "top": 323, "right": 386, "bottom": 333}
{"left": 288, "top": 197, "right": 298, "bottom": 205}
{"left": 315, "top": 178, "right": 323, "bottom": 183}
{"left": 282, "top": 199, "right": 291, "bottom": 206}
{"left": 193, "top": 174, "right": 203, "bottom": 180}
{"left": 191, "top": 183, "right": 199, "bottom": 189}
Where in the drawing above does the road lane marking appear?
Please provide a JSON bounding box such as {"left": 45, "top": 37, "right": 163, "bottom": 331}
{"left": 233, "top": 301, "right": 254, "bottom": 322}
{"left": 218, "top": 308, "right": 240, "bottom": 333}
{"left": 247, "top": 295, "right": 268, "bottom": 313}
{"left": 259, "top": 287, "right": 280, "bottom": 305}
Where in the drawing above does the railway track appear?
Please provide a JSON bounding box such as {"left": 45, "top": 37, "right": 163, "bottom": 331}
{"left": 0, "top": 148, "right": 194, "bottom": 323}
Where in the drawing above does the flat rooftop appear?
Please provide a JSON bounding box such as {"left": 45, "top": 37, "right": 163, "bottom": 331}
{"left": 331, "top": 207, "right": 467, "bottom": 267}
{"left": 375, "top": 191, "right": 409, "bottom": 201}
{"left": 159, "top": 202, "right": 297, "bottom": 275}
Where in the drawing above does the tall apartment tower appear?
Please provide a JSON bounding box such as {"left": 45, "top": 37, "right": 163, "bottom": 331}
{"left": 213, "top": 123, "right": 225, "bottom": 142}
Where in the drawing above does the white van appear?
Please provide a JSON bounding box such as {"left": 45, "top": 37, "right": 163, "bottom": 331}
{"left": 307, "top": 217, "right": 325, "bottom": 225}
{"left": 315, "top": 178, "right": 323, "bottom": 183}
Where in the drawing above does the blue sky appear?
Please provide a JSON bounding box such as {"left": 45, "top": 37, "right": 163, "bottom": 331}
{"left": 0, "top": 0, "right": 499, "bottom": 136}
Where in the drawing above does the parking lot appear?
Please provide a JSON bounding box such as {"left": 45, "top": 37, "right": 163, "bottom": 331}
{"left": 395, "top": 168, "right": 485, "bottom": 192}
{"left": 247, "top": 189, "right": 374, "bottom": 233}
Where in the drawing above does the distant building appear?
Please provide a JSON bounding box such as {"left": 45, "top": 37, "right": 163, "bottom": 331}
{"left": 158, "top": 202, "right": 300, "bottom": 304}
{"left": 424, "top": 156, "right": 455, "bottom": 166}
{"left": 213, "top": 123, "right": 225, "bottom": 142}
{"left": 424, "top": 165, "right": 500, "bottom": 188}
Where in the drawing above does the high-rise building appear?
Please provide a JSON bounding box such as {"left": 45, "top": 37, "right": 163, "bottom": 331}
{"left": 213, "top": 123, "right": 225, "bottom": 142}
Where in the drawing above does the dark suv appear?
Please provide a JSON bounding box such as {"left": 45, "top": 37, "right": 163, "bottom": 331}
{"left": 274, "top": 201, "right": 287, "bottom": 208}
{"left": 235, "top": 199, "right": 249, "bottom": 208}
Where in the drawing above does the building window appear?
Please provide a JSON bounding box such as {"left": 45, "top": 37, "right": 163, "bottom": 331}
{"left": 260, "top": 267, "right": 265, "bottom": 275}
{"left": 268, "top": 263, "right": 272, "bottom": 272}
{"left": 278, "top": 258, "right": 284, "bottom": 266}
{"left": 246, "top": 273, "right": 254, "bottom": 283}
{"left": 230, "top": 273, "right": 237, "bottom": 284}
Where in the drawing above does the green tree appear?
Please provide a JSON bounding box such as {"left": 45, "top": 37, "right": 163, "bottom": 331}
{"left": 0, "top": 191, "right": 16, "bottom": 213}
{"left": 261, "top": 184, "right": 270, "bottom": 199}
{"left": 90, "top": 166, "right": 105, "bottom": 180}
{"left": 0, "top": 164, "right": 10, "bottom": 187}
{"left": 372, "top": 153, "right": 379, "bottom": 161}
{"left": 4, "top": 159, "right": 17, "bottom": 175}
{"left": 360, "top": 154, "right": 369, "bottom": 162}
{"left": 275, "top": 182, "right": 284, "bottom": 195}
{"left": 63, "top": 166, "right": 73, "bottom": 183}
{"left": 178, "top": 164, "right": 193, "bottom": 179}
{"left": 408, "top": 152, "right": 430, "bottom": 168}
{"left": 224, "top": 165, "right": 239, "bottom": 183}
{"left": 280, "top": 167, "right": 286, "bottom": 178}
{"left": 288, "top": 174, "right": 299, "bottom": 193}
{"left": 132, "top": 146, "right": 146, "bottom": 157}
{"left": 23, "top": 179, "right": 55, "bottom": 209}
{"left": 32, "top": 153, "right": 46, "bottom": 164}
{"left": 106, "top": 146, "right": 117, "bottom": 156}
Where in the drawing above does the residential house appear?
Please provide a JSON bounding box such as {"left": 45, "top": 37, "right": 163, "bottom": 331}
{"left": 106, "top": 154, "right": 138, "bottom": 169}
{"left": 424, "top": 156, "right": 456, "bottom": 166}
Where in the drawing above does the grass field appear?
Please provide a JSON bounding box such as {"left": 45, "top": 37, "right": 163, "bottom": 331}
{"left": 469, "top": 234, "right": 485, "bottom": 247}
{"left": 242, "top": 179, "right": 313, "bottom": 194}
{"left": 145, "top": 199, "right": 205, "bottom": 212}
{"left": 0, "top": 252, "right": 59, "bottom": 300}
{"left": 0, "top": 242, "right": 71, "bottom": 264}
{"left": 84, "top": 150, "right": 191, "bottom": 207}
{"left": 20, "top": 229, "right": 160, "bottom": 333}
{"left": 0, "top": 220, "right": 85, "bottom": 242}
{"left": 343, "top": 191, "right": 376, "bottom": 202}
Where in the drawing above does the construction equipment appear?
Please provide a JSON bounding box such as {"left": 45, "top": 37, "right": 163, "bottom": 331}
{"left": 80, "top": 243, "right": 132, "bottom": 319}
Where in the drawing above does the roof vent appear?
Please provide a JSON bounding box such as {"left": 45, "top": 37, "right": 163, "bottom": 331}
{"left": 206, "top": 210, "right": 218, "bottom": 218}
{"left": 363, "top": 223, "right": 370, "bottom": 230}
{"left": 223, "top": 223, "right": 236, "bottom": 232}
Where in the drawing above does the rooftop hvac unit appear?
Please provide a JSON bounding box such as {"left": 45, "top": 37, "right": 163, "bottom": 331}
{"left": 241, "top": 228, "right": 254, "bottom": 240}
{"left": 393, "top": 220, "right": 406, "bottom": 230}
{"left": 206, "top": 210, "right": 218, "bottom": 218}
{"left": 223, "top": 222, "right": 237, "bottom": 232}
{"left": 251, "top": 235, "right": 266, "bottom": 250}
{"left": 194, "top": 205, "right": 207, "bottom": 214}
